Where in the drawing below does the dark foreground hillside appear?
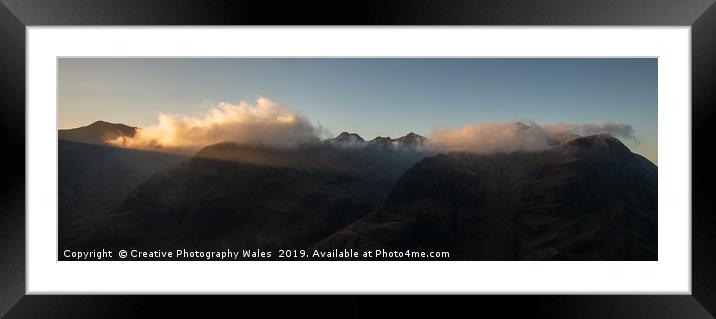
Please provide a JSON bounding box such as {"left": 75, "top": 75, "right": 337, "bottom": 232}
{"left": 59, "top": 133, "right": 657, "bottom": 260}
{"left": 314, "top": 135, "right": 658, "bottom": 260}
{"left": 58, "top": 139, "right": 187, "bottom": 225}
{"left": 60, "top": 140, "right": 428, "bottom": 253}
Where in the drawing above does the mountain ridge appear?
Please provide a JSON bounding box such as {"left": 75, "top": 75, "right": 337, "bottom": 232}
{"left": 57, "top": 121, "right": 654, "bottom": 165}
{"left": 61, "top": 139, "right": 430, "bottom": 252}
{"left": 325, "top": 131, "right": 428, "bottom": 149}
{"left": 59, "top": 120, "right": 137, "bottom": 145}
{"left": 58, "top": 122, "right": 657, "bottom": 260}
{"left": 313, "top": 134, "right": 657, "bottom": 260}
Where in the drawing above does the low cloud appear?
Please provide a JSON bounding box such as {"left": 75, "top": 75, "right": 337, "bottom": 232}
{"left": 542, "top": 122, "right": 636, "bottom": 142}
{"left": 108, "top": 97, "right": 321, "bottom": 151}
{"left": 108, "top": 98, "right": 637, "bottom": 156}
{"left": 426, "top": 121, "right": 637, "bottom": 154}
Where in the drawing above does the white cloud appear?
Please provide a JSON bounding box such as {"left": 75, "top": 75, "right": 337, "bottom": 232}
{"left": 107, "top": 97, "right": 321, "bottom": 151}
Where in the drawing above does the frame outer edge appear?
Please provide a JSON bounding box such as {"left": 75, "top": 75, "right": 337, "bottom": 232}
{"left": 1, "top": 0, "right": 715, "bottom": 318}
{"left": 0, "top": 1, "right": 26, "bottom": 318}
{"left": 0, "top": 0, "right": 714, "bottom": 25}
{"left": 692, "top": 1, "right": 716, "bottom": 318}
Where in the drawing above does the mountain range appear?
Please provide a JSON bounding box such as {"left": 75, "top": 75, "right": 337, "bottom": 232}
{"left": 58, "top": 121, "right": 657, "bottom": 260}
{"left": 326, "top": 131, "right": 427, "bottom": 149}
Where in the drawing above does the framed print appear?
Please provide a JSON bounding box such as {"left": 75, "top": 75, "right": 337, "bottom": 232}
{"left": 1, "top": 0, "right": 716, "bottom": 318}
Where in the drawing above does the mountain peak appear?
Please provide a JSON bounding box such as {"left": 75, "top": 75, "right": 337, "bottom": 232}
{"left": 59, "top": 120, "right": 137, "bottom": 145}
{"left": 392, "top": 132, "right": 426, "bottom": 148}
{"left": 88, "top": 120, "right": 136, "bottom": 129}
{"left": 337, "top": 131, "right": 364, "bottom": 140}
{"left": 370, "top": 136, "right": 392, "bottom": 142}
{"left": 563, "top": 134, "right": 630, "bottom": 156}
{"left": 567, "top": 134, "right": 623, "bottom": 147}
{"left": 327, "top": 132, "right": 365, "bottom": 146}
{"left": 367, "top": 136, "right": 393, "bottom": 148}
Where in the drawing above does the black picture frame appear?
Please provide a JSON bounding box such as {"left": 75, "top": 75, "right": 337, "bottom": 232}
{"left": 1, "top": 0, "right": 715, "bottom": 318}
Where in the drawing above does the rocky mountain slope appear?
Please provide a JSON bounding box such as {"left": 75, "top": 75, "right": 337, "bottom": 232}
{"left": 58, "top": 121, "right": 657, "bottom": 260}
{"left": 60, "top": 135, "right": 429, "bottom": 252}
{"left": 59, "top": 120, "right": 137, "bottom": 145}
{"left": 314, "top": 135, "right": 657, "bottom": 260}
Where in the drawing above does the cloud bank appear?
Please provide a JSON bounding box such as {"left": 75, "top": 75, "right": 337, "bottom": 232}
{"left": 107, "top": 97, "right": 637, "bottom": 156}
{"left": 107, "top": 97, "right": 321, "bottom": 151}
{"left": 426, "top": 121, "right": 636, "bottom": 154}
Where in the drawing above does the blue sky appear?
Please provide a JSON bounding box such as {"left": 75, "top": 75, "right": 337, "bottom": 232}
{"left": 58, "top": 58, "right": 657, "bottom": 162}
